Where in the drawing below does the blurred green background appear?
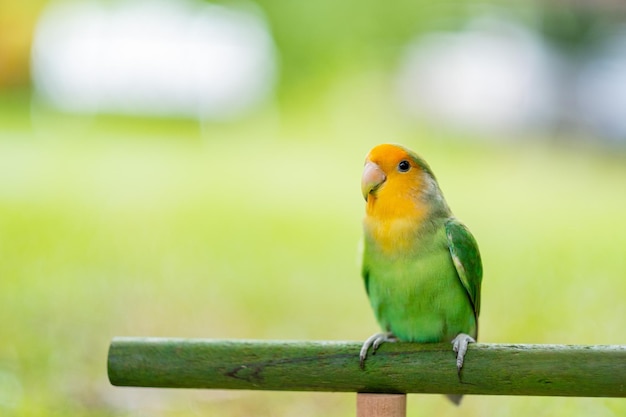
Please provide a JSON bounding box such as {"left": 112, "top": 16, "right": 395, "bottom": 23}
{"left": 1, "top": 0, "right": 626, "bottom": 416}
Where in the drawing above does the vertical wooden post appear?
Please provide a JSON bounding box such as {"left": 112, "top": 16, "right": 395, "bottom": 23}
{"left": 356, "top": 393, "right": 406, "bottom": 417}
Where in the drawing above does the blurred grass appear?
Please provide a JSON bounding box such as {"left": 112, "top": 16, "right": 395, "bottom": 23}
{"left": 1, "top": 83, "right": 625, "bottom": 417}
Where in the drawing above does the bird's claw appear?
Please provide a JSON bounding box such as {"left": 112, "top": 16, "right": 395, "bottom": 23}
{"left": 359, "top": 332, "right": 396, "bottom": 369}
{"left": 451, "top": 333, "right": 475, "bottom": 373}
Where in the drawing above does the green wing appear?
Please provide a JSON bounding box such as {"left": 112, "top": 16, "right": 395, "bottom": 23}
{"left": 445, "top": 218, "right": 482, "bottom": 317}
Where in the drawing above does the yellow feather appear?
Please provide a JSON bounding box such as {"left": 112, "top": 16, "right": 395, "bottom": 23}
{"left": 363, "top": 144, "right": 432, "bottom": 254}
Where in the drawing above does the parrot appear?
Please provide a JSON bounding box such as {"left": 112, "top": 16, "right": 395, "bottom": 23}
{"left": 358, "top": 144, "right": 482, "bottom": 401}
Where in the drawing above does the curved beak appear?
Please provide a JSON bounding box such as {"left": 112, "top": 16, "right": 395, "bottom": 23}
{"left": 361, "top": 161, "right": 386, "bottom": 201}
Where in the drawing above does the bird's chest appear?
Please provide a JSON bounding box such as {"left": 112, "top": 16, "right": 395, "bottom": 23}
{"left": 363, "top": 217, "right": 423, "bottom": 256}
{"left": 363, "top": 233, "right": 471, "bottom": 341}
{"left": 366, "top": 244, "right": 457, "bottom": 305}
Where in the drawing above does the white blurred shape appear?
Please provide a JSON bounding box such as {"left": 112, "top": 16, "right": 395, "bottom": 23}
{"left": 576, "top": 30, "right": 626, "bottom": 141}
{"left": 31, "top": 0, "right": 278, "bottom": 119}
{"left": 396, "top": 16, "right": 555, "bottom": 136}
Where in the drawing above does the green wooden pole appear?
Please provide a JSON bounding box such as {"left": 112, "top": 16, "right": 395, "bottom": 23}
{"left": 107, "top": 337, "right": 626, "bottom": 397}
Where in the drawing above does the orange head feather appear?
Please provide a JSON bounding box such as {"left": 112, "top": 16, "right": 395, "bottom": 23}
{"left": 361, "top": 144, "right": 450, "bottom": 253}
{"left": 362, "top": 144, "right": 443, "bottom": 219}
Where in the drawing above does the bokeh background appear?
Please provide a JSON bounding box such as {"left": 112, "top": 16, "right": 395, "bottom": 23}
{"left": 1, "top": 0, "right": 625, "bottom": 416}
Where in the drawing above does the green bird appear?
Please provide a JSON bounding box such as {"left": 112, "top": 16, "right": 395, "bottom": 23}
{"left": 359, "top": 144, "right": 483, "bottom": 398}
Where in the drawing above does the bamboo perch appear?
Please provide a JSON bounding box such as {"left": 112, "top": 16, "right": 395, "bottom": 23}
{"left": 107, "top": 337, "right": 626, "bottom": 397}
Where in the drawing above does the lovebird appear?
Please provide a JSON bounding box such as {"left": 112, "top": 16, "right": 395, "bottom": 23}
{"left": 359, "top": 144, "right": 482, "bottom": 397}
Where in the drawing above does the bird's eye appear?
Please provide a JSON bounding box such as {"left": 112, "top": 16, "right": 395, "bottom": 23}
{"left": 398, "top": 160, "right": 411, "bottom": 172}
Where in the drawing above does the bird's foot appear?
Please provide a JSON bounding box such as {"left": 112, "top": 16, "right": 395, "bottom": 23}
{"left": 359, "top": 332, "right": 396, "bottom": 369}
{"left": 451, "top": 333, "right": 476, "bottom": 373}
